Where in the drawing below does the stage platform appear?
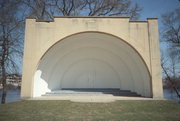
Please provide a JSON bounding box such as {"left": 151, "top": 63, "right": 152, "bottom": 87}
{"left": 45, "top": 89, "right": 141, "bottom": 97}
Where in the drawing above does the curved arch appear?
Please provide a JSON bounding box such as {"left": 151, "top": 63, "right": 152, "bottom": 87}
{"left": 36, "top": 31, "right": 151, "bottom": 77}
{"left": 48, "top": 46, "right": 135, "bottom": 85}
{"left": 33, "top": 31, "right": 152, "bottom": 97}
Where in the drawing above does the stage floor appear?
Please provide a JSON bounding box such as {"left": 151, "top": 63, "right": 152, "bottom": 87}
{"left": 45, "top": 89, "right": 141, "bottom": 97}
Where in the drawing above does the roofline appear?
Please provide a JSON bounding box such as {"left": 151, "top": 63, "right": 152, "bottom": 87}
{"left": 147, "top": 18, "right": 158, "bottom": 20}
{"left": 26, "top": 16, "right": 158, "bottom": 22}
{"left": 53, "top": 16, "right": 130, "bottom": 18}
{"left": 129, "top": 21, "right": 147, "bottom": 23}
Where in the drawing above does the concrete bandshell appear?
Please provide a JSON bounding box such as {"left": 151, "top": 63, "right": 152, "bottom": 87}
{"left": 21, "top": 17, "right": 163, "bottom": 98}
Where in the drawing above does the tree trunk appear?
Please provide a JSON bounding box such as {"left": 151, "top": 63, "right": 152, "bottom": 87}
{"left": 161, "top": 64, "right": 180, "bottom": 99}
{"left": 1, "top": 25, "right": 7, "bottom": 104}
{"left": 1, "top": 79, "right": 7, "bottom": 104}
{"left": 1, "top": 55, "right": 7, "bottom": 104}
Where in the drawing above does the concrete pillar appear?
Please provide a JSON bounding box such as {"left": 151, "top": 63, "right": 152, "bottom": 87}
{"left": 148, "top": 18, "right": 163, "bottom": 98}
{"left": 21, "top": 19, "right": 36, "bottom": 98}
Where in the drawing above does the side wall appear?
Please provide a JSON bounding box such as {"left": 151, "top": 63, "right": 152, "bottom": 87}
{"left": 21, "top": 17, "right": 163, "bottom": 98}
{"left": 148, "top": 19, "right": 163, "bottom": 98}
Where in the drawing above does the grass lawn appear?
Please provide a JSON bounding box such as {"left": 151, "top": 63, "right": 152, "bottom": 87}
{"left": 0, "top": 100, "right": 179, "bottom": 121}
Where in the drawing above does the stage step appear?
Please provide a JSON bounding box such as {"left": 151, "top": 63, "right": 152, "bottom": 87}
{"left": 42, "top": 89, "right": 141, "bottom": 97}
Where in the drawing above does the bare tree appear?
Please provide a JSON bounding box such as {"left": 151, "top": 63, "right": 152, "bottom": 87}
{"left": 22, "top": 0, "right": 54, "bottom": 20}
{"left": 161, "top": 52, "right": 180, "bottom": 99}
{"left": 23, "top": 0, "right": 142, "bottom": 20}
{"left": 0, "top": 0, "right": 23, "bottom": 104}
{"left": 161, "top": 8, "right": 180, "bottom": 60}
{"left": 161, "top": 8, "right": 180, "bottom": 101}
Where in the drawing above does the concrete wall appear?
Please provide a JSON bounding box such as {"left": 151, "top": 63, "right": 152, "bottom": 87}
{"left": 21, "top": 17, "right": 163, "bottom": 98}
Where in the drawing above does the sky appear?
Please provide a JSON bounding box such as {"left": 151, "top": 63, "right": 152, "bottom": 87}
{"left": 133, "top": 0, "right": 180, "bottom": 28}
{"left": 133, "top": 0, "right": 179, "bottom": 54}
{"left": 133, "top": 0, "right": 180, "bottom": 76}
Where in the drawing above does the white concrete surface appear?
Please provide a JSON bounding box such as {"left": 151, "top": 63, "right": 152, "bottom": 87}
{"left": 33, "top": 33, "right": 151, "bottom": 97}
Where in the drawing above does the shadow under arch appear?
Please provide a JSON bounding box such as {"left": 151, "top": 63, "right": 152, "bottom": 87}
{"left": 34, "top": 31, "right": 152, "bottom": 97}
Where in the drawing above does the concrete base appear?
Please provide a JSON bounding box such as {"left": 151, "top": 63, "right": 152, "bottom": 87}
{"left": 28, "top": 94, "right": 164, "bottom": 103}
{"left": 45, "top": 89, "right": 141, "bottom": 97}
{"left": 27, "top": 89, "right": 164, "bottom": 102}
